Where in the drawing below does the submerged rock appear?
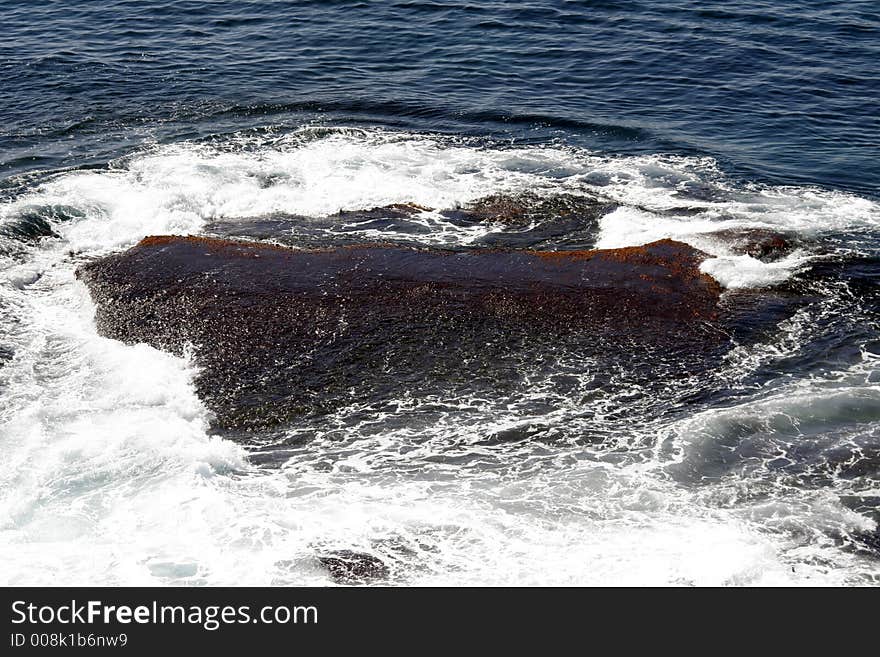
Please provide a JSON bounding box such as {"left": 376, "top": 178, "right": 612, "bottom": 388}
{"left": 77, "top": 235, "right": 724, "bottom": 429}
{"left": 710, "top": 228, "right": 793, "bottom": 262}
{"left": 334, "top": 202, "right": 432, "bottom": 220}
{"left": 203, "top": 203, "right": 431, "bottom": 245}
{"left": 443, "top": 192, "right": 613, "bottom": 249}
{"left": 318, "top": 551, "right": 390, "bottom": 584}
{"left": 203, "top": 194, "right": 612, "bottom": 251}
{"left": 443, "top": 192, "right": 613, "bottom": 226}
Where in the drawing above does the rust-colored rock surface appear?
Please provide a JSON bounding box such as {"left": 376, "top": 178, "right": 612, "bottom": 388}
{"left": 84, "top": 235, "right": 719, "bottom": 311}
{"left": 77, "top": 236, "right": 723, "bottom": 430}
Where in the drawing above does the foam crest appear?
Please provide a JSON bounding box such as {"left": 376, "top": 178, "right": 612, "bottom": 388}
{"left": 2, "top": 129, "right": 874, "bottom": 271}
{"left": 577, "top": 153, "right": 880, "bottom": 234}
{"left": 699, "top": 253, "right": 811, "bottom": 289}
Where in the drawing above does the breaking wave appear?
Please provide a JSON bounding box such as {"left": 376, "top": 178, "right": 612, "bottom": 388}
{"left": 1, "top": 128, "right": 878, "bottom": 585}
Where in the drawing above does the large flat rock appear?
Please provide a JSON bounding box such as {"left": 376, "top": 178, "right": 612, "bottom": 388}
{"left": 77, "top": 236, "right": 724, "bottom": 431}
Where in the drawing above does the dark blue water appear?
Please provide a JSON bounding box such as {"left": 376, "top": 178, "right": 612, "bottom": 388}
{"left": 2, "top": 0, "right": 878, "bottom": 196}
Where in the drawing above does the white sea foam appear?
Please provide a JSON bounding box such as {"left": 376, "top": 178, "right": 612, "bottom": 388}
{"left": 699, "top": 253, "right": 812, "bottom": 289}
{"left": 0, "top": 128, "right": 878, "bottom": 585}
{"left": 2, "top": 129, "right": 874, "bottom": 267}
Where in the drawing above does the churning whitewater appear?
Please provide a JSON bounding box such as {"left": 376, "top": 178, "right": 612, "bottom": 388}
{"left": 1, "top": 128, "right": 879, "bottom": 585}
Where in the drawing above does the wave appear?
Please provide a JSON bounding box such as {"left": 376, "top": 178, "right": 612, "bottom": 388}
{"left": 2, "top": 127, "right": 877, "bottom": 284}
{"left": 1, "top": 127, "right": 879, "bottom": 584}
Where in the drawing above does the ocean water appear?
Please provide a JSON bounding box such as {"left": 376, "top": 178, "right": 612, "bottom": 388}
{"left": 1, "top": 0, "right": 878, "bottom": 585}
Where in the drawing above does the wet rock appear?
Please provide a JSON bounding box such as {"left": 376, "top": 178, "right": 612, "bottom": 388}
{"left": 76, "top": 236, "right": 724, "bottom": 430}
{"left": 204, "top": 203, "right": 433, "bottom": 248}
{"left": 318, "top": 551, "right": 389, "bottom": 584}
{"left": 334, "top": 202, "right": 431, "bottom": 221}
{"left": 711, "top": 228, "right": 793, "bottom": 262}
{"left": 446, "top": 194, "right": 531, "bottom": 225}
{"left": 78, "top": 235, "right": 721, "bottom": 325}
{"left": 443, "top": 192, "right": 612, "bottom": 227}
{"left": 204, "top": 196, "right": 611, "bottom": 251}
{"left": 442, "top": 192, "right": 614, "bottom": 249}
